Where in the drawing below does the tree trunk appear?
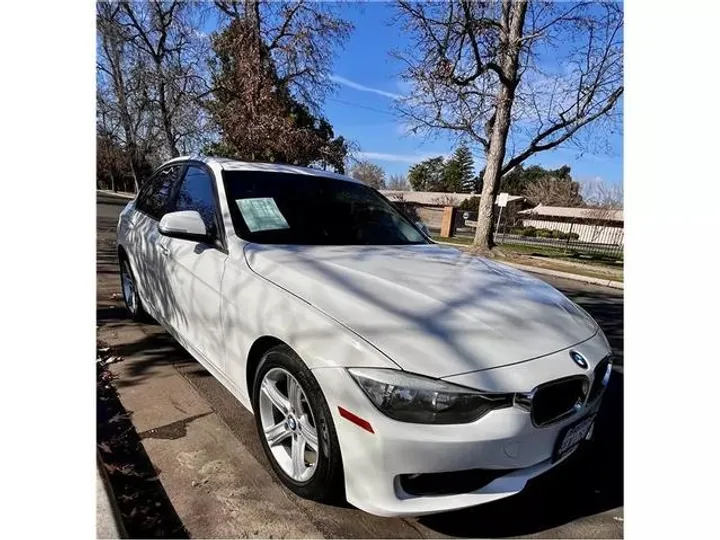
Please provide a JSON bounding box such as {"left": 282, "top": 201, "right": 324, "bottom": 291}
{"left": 472, "top": 0, "right": 528, "bottom": 252}
{"left": 128, "top": 153, "right": 141, "bottom": 193}
{"left": 158, "top": 76, "right": 180, "bottom": 157}
{"left": 246, "top": 0, "right": 262, "bottom": 163}
{"left": 102, "top": 29, "right": 143, "bottom": 193}
{"left": 473, "top": 91, "right": 513, "bottom": 250}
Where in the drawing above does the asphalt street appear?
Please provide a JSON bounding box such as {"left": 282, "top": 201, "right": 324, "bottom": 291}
{"left": 97, "top": 192, "right": 624, "bottom": 538}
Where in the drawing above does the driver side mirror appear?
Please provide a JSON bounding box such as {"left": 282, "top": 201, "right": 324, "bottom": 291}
{"left": 159, "top": 210, "right": 210, "bottom": 243}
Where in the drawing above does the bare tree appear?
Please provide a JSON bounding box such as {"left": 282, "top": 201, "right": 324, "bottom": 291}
{"left": 524, "top": 176, "right": 583, "bottom": 207}
{"left": 432, "top": 193, "right": 460, "bottom": 206}
{"left": 581, "top": 177, "right": 623, "bottom": 243}
{"left": 97, "top": 1, "right": 154, "bottom": 192}
{"left": 120, "top": 1, "right": 211, "bottom": 158}
{"left": 582, "top": 177, "right": 623, "bottom": 209}
{"left": 350, "top": 160, "right": 387, "bottom": 189}
{"left": 387, "top": 174, "right": 411, "bottom": 191}
{"left": 394, "top": 0, "right": 623, "bottom": 251}
{"left": 97, "top": 1, "right": 210, "bottom": 190}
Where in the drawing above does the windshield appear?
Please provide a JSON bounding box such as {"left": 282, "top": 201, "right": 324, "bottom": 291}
{"left": 222, "top": 170, "right": 428, "bottom": 245}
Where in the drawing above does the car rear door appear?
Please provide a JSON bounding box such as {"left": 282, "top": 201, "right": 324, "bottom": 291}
{"left": 161, "top": 163, "right": 228, "bottom": 373}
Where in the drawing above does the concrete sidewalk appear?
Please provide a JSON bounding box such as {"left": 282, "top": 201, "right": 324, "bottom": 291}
{"left": 97, "top": 318, "right": 430, "bottom": 538}
{"left": 97, "top": 456, "right": 126, "bottom": 539}
{"left": 97, "top": 322, "right": 333, "bottom": 538}
{"left": 503, "top": 261, "right": 624, "bottom": 290}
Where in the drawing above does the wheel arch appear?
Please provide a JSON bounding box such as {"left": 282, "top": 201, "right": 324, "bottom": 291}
{"left": 117, "top": 244, "right": 129, "bottom": 261}
{"left": 246, "top": 335, "right": 289, "bottom": 398}
{"left": 117, "top": 244, "right": 138, "bottom": 286}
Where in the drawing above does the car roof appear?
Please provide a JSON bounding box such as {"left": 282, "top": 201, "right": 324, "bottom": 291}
{"left": 163, "top": 155, "right": 362, "bottom": 185}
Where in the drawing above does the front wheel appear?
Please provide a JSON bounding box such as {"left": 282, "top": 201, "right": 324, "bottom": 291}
{"left": 252, "top": 345, "right": 344, "bottom": 502}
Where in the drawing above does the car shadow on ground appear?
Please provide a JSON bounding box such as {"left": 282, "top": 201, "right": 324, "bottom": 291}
{"left": 97, "top": 342, "right": 189, "bottom": 538}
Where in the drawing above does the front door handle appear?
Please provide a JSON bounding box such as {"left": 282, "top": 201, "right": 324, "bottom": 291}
{"left": 159, "top": 244, "right": 170, "bottom": 257}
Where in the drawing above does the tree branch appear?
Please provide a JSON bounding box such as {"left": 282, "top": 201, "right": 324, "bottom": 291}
{"left": 214, "top": 1, "right": 241, "bottom": 19}
{"left": 501, "top": 87, "right": 623, "bottom": 175}
{"left": 268, "top": 0, "right": 304, "bottom": 51}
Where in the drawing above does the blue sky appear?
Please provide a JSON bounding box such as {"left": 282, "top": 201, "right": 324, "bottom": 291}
{"left": 206, "top": 1, "right": 623, "bottom": 186}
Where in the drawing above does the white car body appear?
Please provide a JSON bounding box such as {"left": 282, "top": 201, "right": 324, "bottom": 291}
{"left": 117, "top": 156, "right": 613, "bottom": 517}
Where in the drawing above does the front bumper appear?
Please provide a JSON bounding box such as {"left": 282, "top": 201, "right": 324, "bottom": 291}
{"left": 311, "top": 336, "right": 610, "bottom": 517}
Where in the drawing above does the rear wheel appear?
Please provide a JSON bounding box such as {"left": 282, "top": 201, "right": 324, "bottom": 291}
{"left": 119, "top": 257, "right": 149, "bottom": 322}
{"left": 252, "top": 345, "right": 344, "bottom": 502}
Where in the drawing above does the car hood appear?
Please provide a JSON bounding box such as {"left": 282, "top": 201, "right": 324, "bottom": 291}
{"left": 243, "top": 243, "right": 598, "bottom": 378}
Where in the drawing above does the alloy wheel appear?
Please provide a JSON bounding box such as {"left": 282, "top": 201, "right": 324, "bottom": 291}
{"left": 258, "top": 367, "right": 320, "bottom": 482}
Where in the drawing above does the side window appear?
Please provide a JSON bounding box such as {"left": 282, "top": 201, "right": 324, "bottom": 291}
{"left": 173, "top": 166, "right": 219, "bottom": 237}
{"left": 136, "top": 166, "right": 181, "bottom": 220}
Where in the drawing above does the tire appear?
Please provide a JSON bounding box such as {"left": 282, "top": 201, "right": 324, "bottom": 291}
{"left": 119, "top": 256, "right": 150, "bottom": 322}
{"left": 252, "top": 344, "right": 344, "bottom": 503}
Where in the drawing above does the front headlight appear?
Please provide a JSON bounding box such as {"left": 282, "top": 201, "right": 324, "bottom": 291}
{"left": 348, "top": 368, "right": 513, "bottom": 424}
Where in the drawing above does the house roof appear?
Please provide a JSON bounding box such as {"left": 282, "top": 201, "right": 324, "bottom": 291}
{"left": 518, "top": 204, "right": 624, "bottom": 222}
{"left": 380, "top": 190, "right": 524, "bottom": 207}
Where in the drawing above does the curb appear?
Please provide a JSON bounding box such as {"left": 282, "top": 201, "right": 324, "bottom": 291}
{"left": 527, "top": 255, "right": 623, "bottom": 275}
{"left": 433, "top": 240, "right": 624, "bottom": 290}
{"left": 97, "top": 452, "right": 127, "bottom": 539}
{"left": 97, "top": 190, "right": 135, "bottom": 200}
{"left": 502, "top": 261, "right": 624, "bottom": 290}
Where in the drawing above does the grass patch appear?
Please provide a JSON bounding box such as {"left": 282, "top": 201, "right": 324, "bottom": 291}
{"left": 432, "top": 235, "right": 623, "bottom": 267}
{"left": 431, "top": 235, "right": 623, "bottom": 282}
{"left": 431, "top": 234, "right": 475, "bottom": 246}
{"left": 521, "top": 258, "right": 624, "bottom": 283}
{"left": 497, "top": 242, "right": 623, "bottom": 268}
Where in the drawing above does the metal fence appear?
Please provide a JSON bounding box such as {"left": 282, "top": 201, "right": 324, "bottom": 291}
{"left": 453, "top": 209, "right": 624, "bottom": 261}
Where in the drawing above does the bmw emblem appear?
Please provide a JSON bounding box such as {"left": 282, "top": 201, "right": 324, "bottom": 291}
{"left": 570, "top": 350, "right": 589, "bottom": 369}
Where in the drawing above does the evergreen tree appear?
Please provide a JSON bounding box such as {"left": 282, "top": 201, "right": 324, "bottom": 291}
{"left": 408, "top": 156, "right": 446, "bottom": 191}
{"left": 499, "top": 164, "right": 574, "bottom": 195}
{"left": 472, "top": 172, "right": 483, "bottom": 194}
{"left": 443, "top": 144, "right": 475, "bottom": 193}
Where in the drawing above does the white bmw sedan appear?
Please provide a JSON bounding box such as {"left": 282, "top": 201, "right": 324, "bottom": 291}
{"left": 117, "top": 156, "right": 613, "bottom": 517}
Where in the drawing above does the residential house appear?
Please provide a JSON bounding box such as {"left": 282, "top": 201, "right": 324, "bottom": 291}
{"left": 380, "top": 190, "right": 528, "bottom": 233}
{"left": 517, "top": 205, "right": 624, "bottom": 246}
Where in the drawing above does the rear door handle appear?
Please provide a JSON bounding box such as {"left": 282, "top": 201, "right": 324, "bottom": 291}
{"left": 159, "top": 245, "right": 170, "bottom": 257}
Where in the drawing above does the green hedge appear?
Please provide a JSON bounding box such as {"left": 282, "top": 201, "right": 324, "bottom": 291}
{"left": 508, "top": 226, "right": 579, "bottom": 240}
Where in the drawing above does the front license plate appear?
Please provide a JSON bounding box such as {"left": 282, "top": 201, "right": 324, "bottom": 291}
{"left": 553, "top": 414, "right": 596, "bottom": 463}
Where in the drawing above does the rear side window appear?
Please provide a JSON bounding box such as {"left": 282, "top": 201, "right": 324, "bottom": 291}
{"left": 172, "top": 166, "right": 219, "bottom": 237}
{"left": 136, "top": 166, "right": 182, "bottom": 220}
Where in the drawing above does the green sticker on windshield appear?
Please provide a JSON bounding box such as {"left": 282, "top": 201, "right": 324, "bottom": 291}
{"left": 236, "top": 198, "right": 290, "bottom": 232}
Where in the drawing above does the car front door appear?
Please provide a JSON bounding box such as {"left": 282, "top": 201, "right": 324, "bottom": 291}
{"left": 161, "top": 163, "right": 227, "bottom": 373}
{"left": 130, "top": 165, "right": 184, "bottom": 321}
